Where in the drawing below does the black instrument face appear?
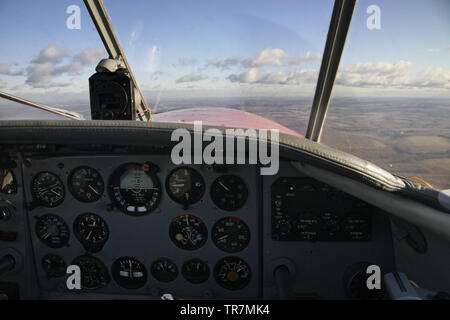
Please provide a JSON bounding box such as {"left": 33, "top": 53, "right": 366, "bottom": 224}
{"left": 169, "top": 214, "right": 208, "bottom": 250}
{"left": 182, "top": 259, "right": 210, "bottom": 284}
{"left": 35, "top": 214, "right": 70, "bottom": 248}
{"left": 212, "top": 217, "right": 250, "bottom": 253}
{"left": 31, "top": 172, "right": 65, "bottom": 207}
{"left": 166, "top": 167, "right": 205, "bottom": 205}
{"left": 111, "top": 257, "right": 147, "bottom": 289}
{"left": 211, "top": 175, "right": 248, "bottom": 211}
{"left": 74, "top": 213, "right": 109, "bottom": 252}
{"left": 151, "top": 258, "right": 178, "bottom": 283}
{"left": 214, "top": 256, "right": 251, "bottom": 290}
{"left": 109, "top": 163, "right": 161, "bottom": 215}
{"left": 271, "top": 178, "right": 372, "bottom": 241}
{"left": 69, "top": 166, "right": 104, "bottom": 203}
{"left": 0, "top": 168, "right": 17, "bottom": 194}
{"left": 72, "top": 255, "right": 110, "bottom": 290}
{"left": 42, "top": 254, "right": 66, "bottom": 278}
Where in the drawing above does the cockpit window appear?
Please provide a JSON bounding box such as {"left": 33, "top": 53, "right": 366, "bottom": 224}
{"left": 0, "top": 0, "right": 105, "bottom": 120}
{"left": 105, "top": 0, "right": 334, "bottom": 134}
{"left": 321, "top": 0, "right": 450, "bottom": 189}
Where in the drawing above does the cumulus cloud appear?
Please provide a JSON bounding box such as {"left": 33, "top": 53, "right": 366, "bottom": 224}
{"left": 73, "top": 48, "right": 107, "bottom": 65}
{"left": 24, "top": 43, "right": 106, "bottom": 88}
{"left": 210, "top": 49, "right": 322, "bottom": 69}
{"left": 227, "top": 68, "right": 318, "bottom": 85}
{"left": 32, "top": 42, "right": 68, "bottom": 64}
{"left": 227, "top": 68, "right": 260, "bottom": 83}
{"left": 288, "top": 51, "right": 323, "bottom": 65}
{"left": 242, "top": 48, "right": 289, "bottom": 68}
{"left": 0, "top": 62, "right": 24, "bottom": 76}
{"left": 336, "top": 60, "right": 450, "bottom": 89}
{"left": 207, "top": 58, "right": 240, "bottom": 70}
{"left": 25, "top": 62, "right": 80, "bottom": 87}
{"left": 176, "top": 73, "right": 208, "bottom": 83}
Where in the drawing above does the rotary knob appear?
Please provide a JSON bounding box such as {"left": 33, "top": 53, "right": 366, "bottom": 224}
{"left": 0, "top": 207, "right": 11, "bottom": 222}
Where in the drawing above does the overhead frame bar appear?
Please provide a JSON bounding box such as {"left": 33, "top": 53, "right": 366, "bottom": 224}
{"left": 0, "top": 90, "right": 85, "bottom": 120}
{"left": 305, "top": 0, "right": 357, "bottom": 142}
{"left": 83, "top": 0, "right": 152, "bottom": 121}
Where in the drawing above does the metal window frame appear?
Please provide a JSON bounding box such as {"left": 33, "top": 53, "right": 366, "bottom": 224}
{"left": 83, "top": 0, "right": 152, "bottom": 121}
{"left": 305, "top": 0, "right": 357, "bottom": 142}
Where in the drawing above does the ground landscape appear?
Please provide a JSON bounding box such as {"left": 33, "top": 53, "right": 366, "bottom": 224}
{"left": 1, "top": 96, "right": 449, "bottom": 189}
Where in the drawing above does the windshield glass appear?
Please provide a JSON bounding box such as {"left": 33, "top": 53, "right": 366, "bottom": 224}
{"left": 0, "top": 0, "right": 333, "bottom": 133}
{"left": 0, "top": 0, "right": 107, "bottom": 119}
{"left": 0, "top": 1, "right": 448, "bottom": 189}
{"left": 105, "top": 0, "right": 333, "bottom": 134}
{"left": 321, "top": 0, "right": 450, "bottom": 189}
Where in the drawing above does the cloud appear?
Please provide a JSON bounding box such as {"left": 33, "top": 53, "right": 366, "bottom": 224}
{"left": 427, "top": 48, "right": 440, "bottom": 54}
{"left": 207, "top": 58, "right": 240, "bottom": 70}
{"left": 227, "top": 68, "right": 318, "bottom": 85}
{"left": 242, "top": 48, "right": 289, "bottom": 68}
{"left": 26, "top": 61, "right": 82, "bottom": 88}
{"left": 0, "top": 62, "right": 24, "bottom": 76}
{"left": 288, "top": 51, "right": 322, "bottom": 65}
{"left": 73, "top": 48, "right": 107, "bottom": 65}
{"left": 24, "top": 44, "right": 106, "bottom": 88}
{"left": 227, "top": 68, "right": 260, "bottom": 83}
{"left": 175, "top": 73, "right": 208, "bottom": 83}
{"left": 211, "top": 49, "right": 322, "bottom": 69}
{"left": 336, "top": 60, "right": 450, "bottom": 89}
{"left": 32, "top": 42, "right": 68, "bottom": 64}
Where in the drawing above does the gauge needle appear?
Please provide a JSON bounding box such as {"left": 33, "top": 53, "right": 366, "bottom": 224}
{"left": 86, "top": 230, "right": 92, "bottom": 240}
{"left": 129, "top": 260, "right": 133, "bottom": 279}
{"left": 88, "top": 185, "right": 99, "bottom": 195}
{"left": 217, "top": 235, "right": 228, "bottom": 241}
{"left": 218, "top": 181, "right": 230, "bottom": 191}
{"left": 51, "top": 189, "right": 61, "bottom": 196}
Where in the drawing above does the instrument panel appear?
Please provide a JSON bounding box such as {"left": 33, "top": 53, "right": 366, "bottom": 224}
{"left": 22, "top": 155, "right": 259, "bottom": 299}
{"left": 0, "top": 153, "right": 395, "bottom": 299}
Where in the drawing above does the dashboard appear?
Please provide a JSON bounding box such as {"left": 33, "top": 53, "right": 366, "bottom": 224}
{"left": 0, "top": 151, "right": 395, "bottom": 299}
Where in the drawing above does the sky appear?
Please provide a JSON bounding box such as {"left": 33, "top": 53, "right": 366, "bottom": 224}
{"left": 0, "top": 0, "right": 449, "bottom": 105}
